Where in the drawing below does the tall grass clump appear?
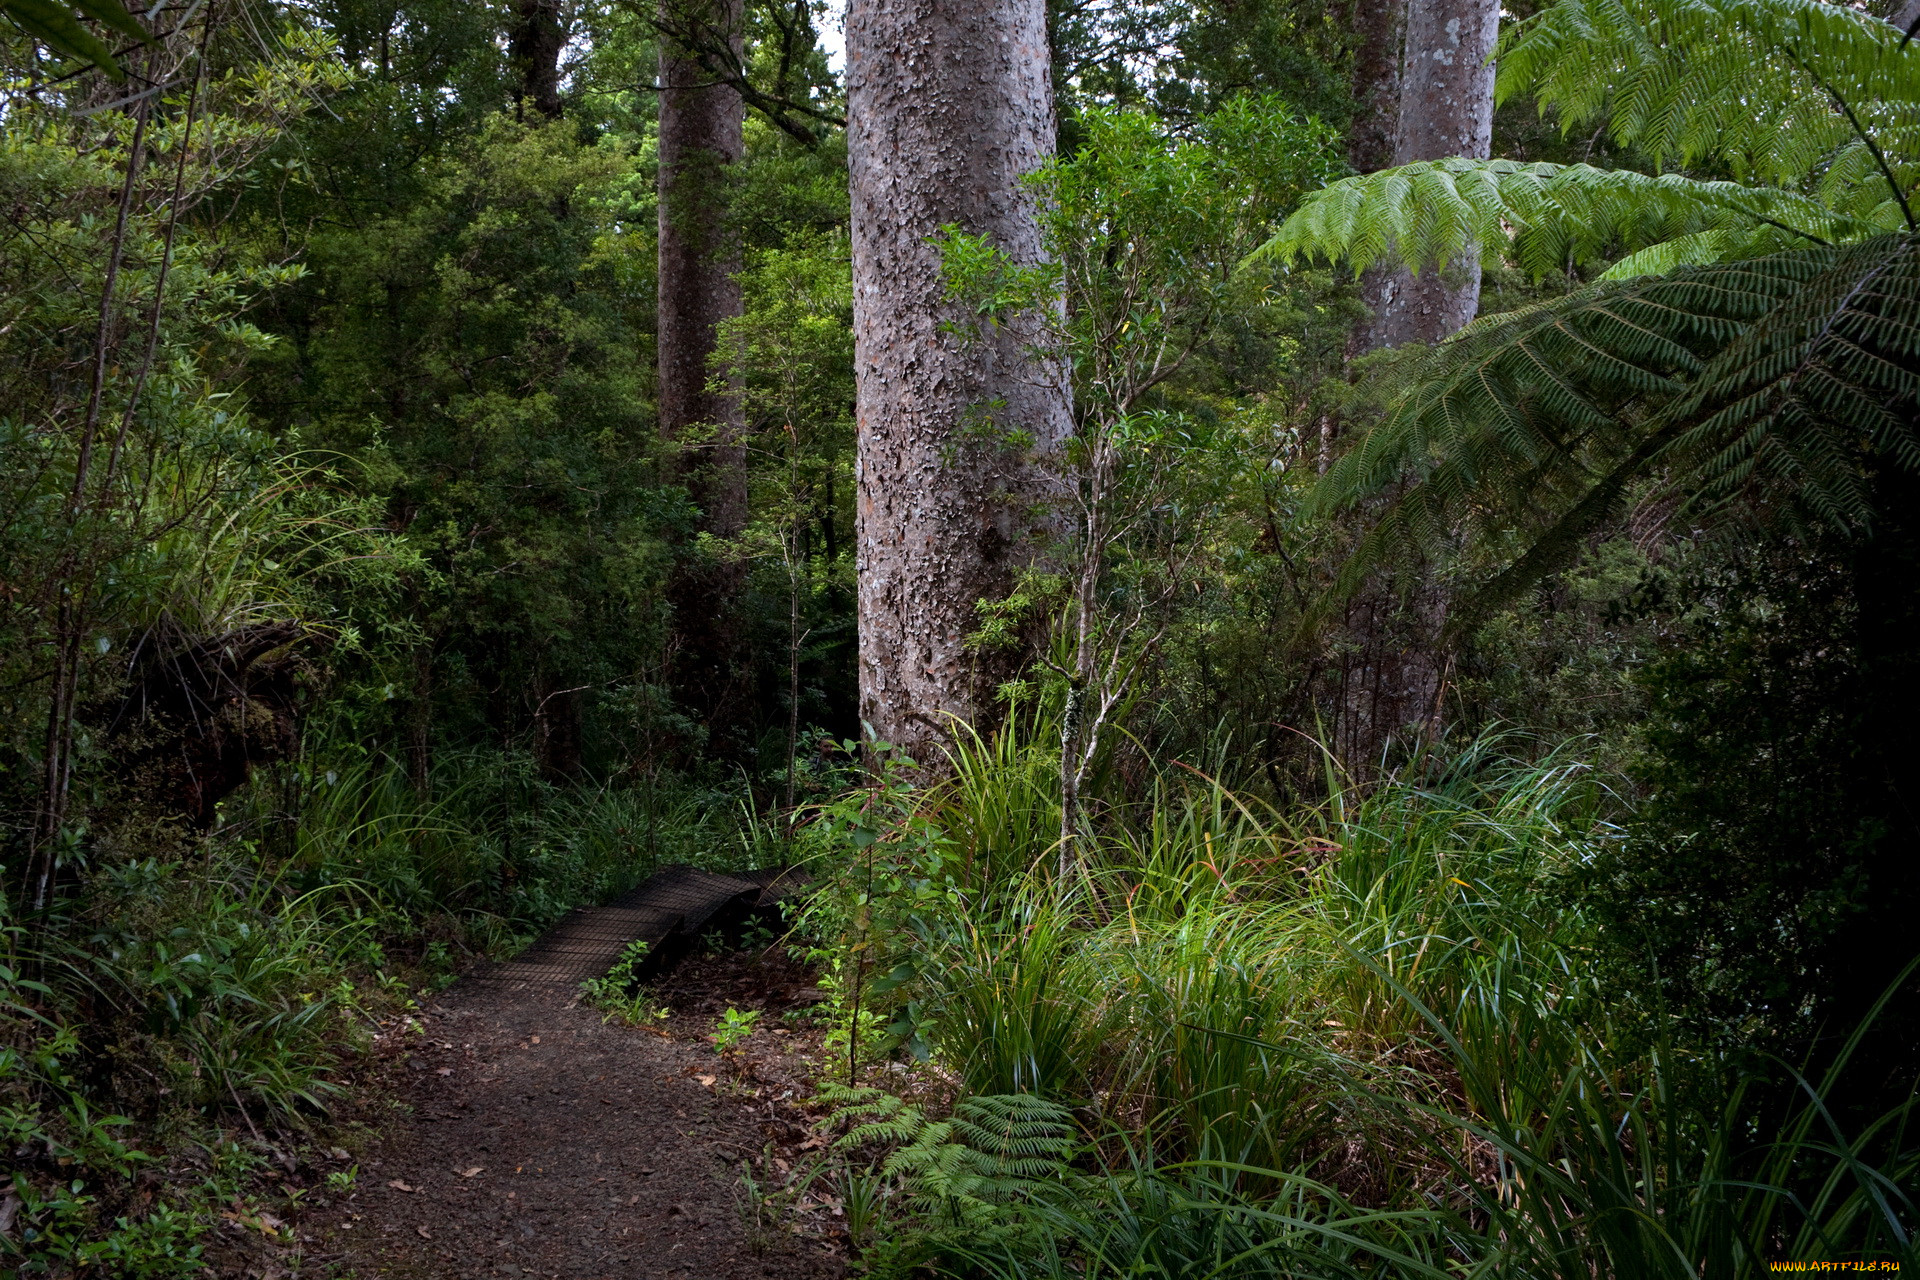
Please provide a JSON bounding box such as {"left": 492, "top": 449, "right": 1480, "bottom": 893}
{"left": 810, "top": 728, "right": 1918, "bottom": 1275}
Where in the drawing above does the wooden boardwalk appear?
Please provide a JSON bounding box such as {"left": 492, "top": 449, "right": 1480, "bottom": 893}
{"left": 470, "top": 864, "right": 804, "bottom": 990}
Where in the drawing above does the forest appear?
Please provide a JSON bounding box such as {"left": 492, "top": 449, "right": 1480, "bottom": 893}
{"left": 2, "top": 0, "right": 1918, "bottom": 1274}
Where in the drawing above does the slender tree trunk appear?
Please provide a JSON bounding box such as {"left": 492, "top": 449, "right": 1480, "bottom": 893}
{"left": 846, "top": 0, "right": 1072, "bottom": 768}
{"left": 407, "top": 644, "right": 434, "bottom": 795}
{"left": 1354, "top": 0, "right": 1499, "bottom": 353}
{"left": 658, "top": 0, "right": 750, "bottom": 753}
{"left": 533, "top": 675, "right": 584, "bottom": 779}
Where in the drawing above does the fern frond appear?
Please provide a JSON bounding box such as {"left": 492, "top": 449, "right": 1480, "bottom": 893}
{"left": 948, "top": 1093, "right": 1078, "bottom": 1177}
{"left": 1322, "top": 235, "right": 1920, "bottom": 622}
{"left": 819, "top": 1087, "right": 1077, "bottom": 1237}
{"left": 821, "top": 1083, "right": 928, "bottom": 1147}
{"left": 1316, "top": 249, "right": 1839, "bottom": 621}
{"left": 1262, "top": 160, "right": 1868, "bottom": 283}
{"left": 1673, "top": 232, "right": 1920, "bottom": 527}
{"left": 1501, "top": 0, "right": 1920, "bottom": 215}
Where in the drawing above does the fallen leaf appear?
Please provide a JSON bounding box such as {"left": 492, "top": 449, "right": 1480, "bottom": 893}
{"left": 796, "top": 1135, "right": 828, "bottom": 1151}
{"left": 416, "top": 1224, "right": 433, "bottom": 1240}
{"left": 387, "top": 1179, "right": 416, "bottom": 1193}
{"left": 436, "top": 1067, "right": 453, "bottom": 1076}
{"left": 530, "top": 1035, "right": 541, "bottom": 1044}
{"left": 694, "top": 1074, "right": 716, "bottom": 1087}
{"left": 459, "top": 1166, "right": 484, "bottom": 1178}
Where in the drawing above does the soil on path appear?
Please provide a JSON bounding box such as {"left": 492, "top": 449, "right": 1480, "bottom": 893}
{"left": 303, "top": 877, "right": 847, "bottom": 1280}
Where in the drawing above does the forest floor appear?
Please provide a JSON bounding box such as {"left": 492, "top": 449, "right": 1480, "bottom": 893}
{"left": 228, "top": 886, "right": 855, "bottom": 1280}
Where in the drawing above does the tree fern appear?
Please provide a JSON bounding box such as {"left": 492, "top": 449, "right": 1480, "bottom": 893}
{"left": 1263, "top": 160, "right": 1874, "bottom": 282}
{"left": 1266, "top": 0, "right": 1920, "bottom": 281}
{"left": 1257, "top": 0, "right": 1920, "bottom": 613}
{"left": 1503, "top": 0, "right": 1920, "bottom": 208}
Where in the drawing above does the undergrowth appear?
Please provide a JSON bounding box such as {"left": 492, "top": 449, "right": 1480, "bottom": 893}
{"left": 1, "top": 745, "right": 775, "bottom": 1276}
{"left": 795, "top": 726, "right": 1920, "bottom": 1277}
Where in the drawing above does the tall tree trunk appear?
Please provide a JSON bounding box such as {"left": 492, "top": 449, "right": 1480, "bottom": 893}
{"left": 846, "top": 0, "right": 1072, "bottom": 769}
{"left": 509, "top": 0, "right": 566, "bottom": 121}
{"left": 1331, "top": 0, "right": 1497, "bottom": 773}
{"left": 658, "top": 0, "right": 750, "bottom": 754}
{"left": 1354, "top": 0, "right": 1499, "bottom": 353}
{"left": 1346, "top": 0, "right": 1406, "bottom": 176}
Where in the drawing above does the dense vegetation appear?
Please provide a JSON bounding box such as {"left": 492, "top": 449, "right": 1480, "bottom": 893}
{"left": 1, "top": 0, "right": 1915, "bottom": 1275}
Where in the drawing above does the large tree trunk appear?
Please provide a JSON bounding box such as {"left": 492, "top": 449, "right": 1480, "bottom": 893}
{"left": 1330, "top": 0, "right": 1498, "bottom": 774}
{"left": 1354, "top": 0, "right": 1499, "bottom": 353}
{"left": 658, "top": 0, "right": 750, "bottom": 754}
{"left": 509, "top": 0, "right": 566, "bottom": 121}
{"left": 1346, "top": 0, "right": 1407, "bottom": 175}
{"left": 846, "top": 0, "right": 1072, "bottom": 769}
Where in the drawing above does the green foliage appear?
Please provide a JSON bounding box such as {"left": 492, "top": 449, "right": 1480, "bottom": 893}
{"left": 1574, "top": 522, "right": 1920, "bottom": 1078}
{"left": 822, "top": 1084, "right": 1077, "bottom": 1252}
{"left": 710, "top": 1005, "right": 760, "bottom": 1054}
{"left": 1269, "top": 0, "right": 1920, "bottom": 281}
{"left": 1, "top": 0, "right": 153, "bottom": 81}
{"left": 1267, "top": 158, "right": 1879, "bottom": 281}
{"left": 579, "top": 940, "right": 670, "bottom": 1025}
{"left": 834, "top": 729, "right": 1918, "bottom": 1274}
{"left": 1264, "top": 0, "right": 1920, "bottom": 632}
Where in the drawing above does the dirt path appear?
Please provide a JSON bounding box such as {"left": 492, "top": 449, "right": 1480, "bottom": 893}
{"left": 304, "top": 870, "right": 846, "bottom": 1280}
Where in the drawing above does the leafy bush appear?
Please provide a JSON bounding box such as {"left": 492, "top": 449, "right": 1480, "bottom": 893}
{"left": 1579, "top": 525, "right": 1920, "bottom": 1091}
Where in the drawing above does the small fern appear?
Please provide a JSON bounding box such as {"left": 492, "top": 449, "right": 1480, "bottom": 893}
{"left": 820, "top": 1084, "right": 1078, "bottom": 1238}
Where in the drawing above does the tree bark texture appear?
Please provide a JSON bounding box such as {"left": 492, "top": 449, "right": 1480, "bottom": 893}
{"left": 658, "top": 0, "right": 751, "bottom": 754}
{"left": 1346, "top": 0, "right": 1407, "bottom": 175}
{"left": 509, "top": 0, "right": 566, "bottom": 121}
{"left": 1329, "top": 0, "right": 1498, "bottom": 774}
{"left": 658, "top": 0, "right": 747, "bottom": 535}
{"left": 846, "top": 0, "right": 1072, "bottom": 768}
{"left": 1355, "top": 0, "right": 1498, "bottom": 353}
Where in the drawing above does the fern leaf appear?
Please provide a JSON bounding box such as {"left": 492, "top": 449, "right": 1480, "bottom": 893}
{"left": 1261, "top": 160, "right": 1872, "bottom": 283}
{"left": 1500, "top": 0, "right": 1920, "bottom": 212}
{"left": 1323, "top": 235, "right": 1920, "bottom": 620}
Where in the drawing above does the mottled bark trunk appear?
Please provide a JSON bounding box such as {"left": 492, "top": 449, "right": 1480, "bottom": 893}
{"left": 1355, "top": 0, "right": 1498, "bottom": 353}
{"left": 534, "top": 674, "right": 584, "bottom": 780}
{"left": 509, "top": 0, "right": 566, "bottom": 121}
{"left": 1334, "top": 0, "right": 1497, "bottom": 773}
{"left": 1346, "top": 0, "right": 1406, "bottom": 175}
{"left": 407, "top": 645, "right": 433, "bottom": 795}
{"left": 846, "top": 0, "right": 1072, "bottom": 769}
{"left": 658, "top": 0, "right": 750, "bottom": 754}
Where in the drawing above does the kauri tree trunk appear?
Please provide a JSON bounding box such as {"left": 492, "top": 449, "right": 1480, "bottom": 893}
{"left": 1346, "top": 0, "right": 1407, "bottom": 176}
{"left": 1355, "top": 0, "right": 1498, "bottom": 352}
{"left": 846, "top": 0, "right": 1072, "bottom": 768}
{"left": 1331, "top": 0, "right": 1498, "bottom": 772}
{"left": 658, "top": 0, "right": 751, "bottom": 753}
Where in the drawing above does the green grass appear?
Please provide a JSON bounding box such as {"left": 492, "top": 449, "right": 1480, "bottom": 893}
{"left": 810, "top": 729, "right": 1919, "bottom": 1276}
